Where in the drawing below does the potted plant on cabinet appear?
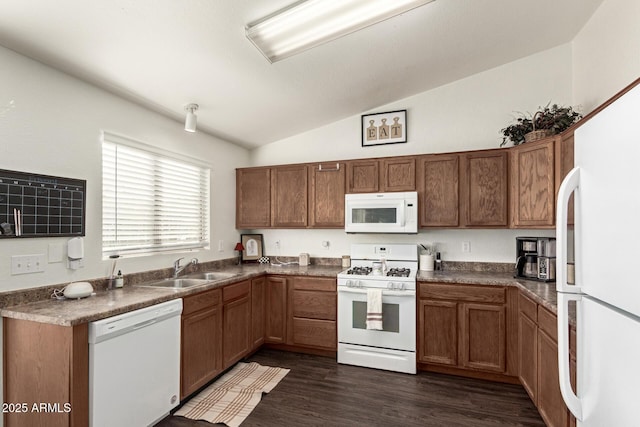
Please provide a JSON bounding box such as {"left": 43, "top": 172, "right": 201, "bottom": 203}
{"left": 500, "top": 103, "right": 582, "bottom": 146}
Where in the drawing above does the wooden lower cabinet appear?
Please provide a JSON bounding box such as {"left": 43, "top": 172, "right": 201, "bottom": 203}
{"left": 251, "top": 276, "right": 265, "bottom": 350}
{"left": 518, "top": 293, "right": 576, "bottom": 427}
{"left": 460, "top": 302, "right": 506, "bottom": 372}
{"left": 265, "top": 276, "right": 288, "bottom": 343}
{"left": 222, "top": 280, "right": 252, "bottom": 367}
{"left": 418, "top": 299, "right": 458, "bottom": 366}
{"left": 181, "top": 288, "right": 223, "bottom": 399}
{"left": 418, "top": 282, "right": 509, "bottom": 377}
{"left": 287, "top": 276, "right": 336, "bottom": 350}
{"left": 3, "top": 319, "right": 88, "bottom": 427}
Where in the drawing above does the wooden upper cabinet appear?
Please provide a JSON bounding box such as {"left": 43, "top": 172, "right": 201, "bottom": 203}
{"left": 461, "top": 150, "right": 509, "bottom": 227}
{"left": 381, "top": 157, "right": 416, "bottom": 192}
{"left": 271, "top": 165, "right": 308, "bottom": 227}
{"left": 510, "top": 137, "right": 556, "bottom": 227}
{"left": 556, "top": 131, "right": 575, "bottom": 225}
{"left": 236, "top": 167, "right": 271, "bottom": 229}
{"left": 347, "top": 159, "right": 379, "bottom": 193}
{"left": 418, "top": 154, "right": 460, "bottom": 227}
{"left": 308, "top": 162, "right": 345, "bottom": 228}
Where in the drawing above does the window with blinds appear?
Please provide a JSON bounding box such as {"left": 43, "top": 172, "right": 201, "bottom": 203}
{"left": 102, "top": 132, "right": 210, "bottom": 257}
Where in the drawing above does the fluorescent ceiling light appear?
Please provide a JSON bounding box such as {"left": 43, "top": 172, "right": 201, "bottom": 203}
{"left": 246, "top": 0, "right": 436, "bottom": 63}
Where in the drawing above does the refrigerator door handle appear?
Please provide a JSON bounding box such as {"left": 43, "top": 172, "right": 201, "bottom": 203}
{"left": 557, "top": 292, "right": 583, "bottom": 421}
{"left": 556, "top": 167, "right": 581, "bottom": 294}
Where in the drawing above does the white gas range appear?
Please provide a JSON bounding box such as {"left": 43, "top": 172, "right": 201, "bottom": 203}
{"left": 337, "top": 243, "right": 417, "bottom": 374}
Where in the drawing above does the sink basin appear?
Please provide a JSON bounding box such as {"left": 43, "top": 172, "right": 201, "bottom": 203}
{"left": 186, "top": 271, "right": 237, "bottom": 281}
{"left": 137, "top": 278, "right": 209, "bottom": 289}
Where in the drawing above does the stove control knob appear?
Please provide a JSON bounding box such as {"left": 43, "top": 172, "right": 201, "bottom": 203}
{"left": 346, "top": 280, "right": 353, "bottom": 287}
{"left": 357, "top": 281, "right": 364, "bottom": 288}
{"left": 399, "top": 283, "right": 405, "bottom": 290}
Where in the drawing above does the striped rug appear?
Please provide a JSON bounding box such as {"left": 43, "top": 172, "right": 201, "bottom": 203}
{"left": 175, "top": 362, "right": 289, "bottom": 427}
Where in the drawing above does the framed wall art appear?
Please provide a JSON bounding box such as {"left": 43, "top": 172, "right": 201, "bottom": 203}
{"left": 361, "top": 109, "right": 407, "bottom": 147}
{"left": 241, "top": 233, "right": 264, "bottom": 262}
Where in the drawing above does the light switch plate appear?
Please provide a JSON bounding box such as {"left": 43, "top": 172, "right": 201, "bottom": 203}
{"left": 12, "top": 254, "right": 46, "bottom": 275}
{"left": 48, "top": 243, "right": 63, "bottom": 263}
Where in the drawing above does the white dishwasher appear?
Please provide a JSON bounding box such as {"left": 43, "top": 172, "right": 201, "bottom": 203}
{"left": 88, "top": 298, "right": 183, "bottom": 427}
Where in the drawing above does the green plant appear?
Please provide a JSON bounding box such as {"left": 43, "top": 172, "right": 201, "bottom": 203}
{"left": 500, "top": 103, "right": 582, "bottom": 146}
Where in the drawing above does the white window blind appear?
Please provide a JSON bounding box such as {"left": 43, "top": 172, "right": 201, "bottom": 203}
{"left": 102, "top": 132, "right": 210, "bottom": 257}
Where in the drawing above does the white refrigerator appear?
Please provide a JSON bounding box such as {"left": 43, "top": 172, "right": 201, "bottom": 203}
{"left": 556, "top": 82, "right": 640, "bottom": 426}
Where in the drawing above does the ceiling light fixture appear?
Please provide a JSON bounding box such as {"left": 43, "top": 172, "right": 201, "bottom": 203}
{"left": 246, "top": 0, "right": 436, "bottom": 63}
{"left": 184, "top": 103, "right": 199, "bottom": 133}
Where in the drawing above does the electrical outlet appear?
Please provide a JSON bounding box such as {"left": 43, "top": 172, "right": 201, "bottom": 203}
{"left": 322, "top": 240, "right": 330, "bottom": 250}
{"left": 12, "top": 254, "right": 46, "bottom": 275}
{"left": 462, "top": 241, "right": 471, "bottom": 253}
{"left": 275, "top": 240, "right": 281, "bottom": 250}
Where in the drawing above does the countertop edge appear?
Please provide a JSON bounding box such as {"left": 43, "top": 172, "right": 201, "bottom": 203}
{"left": 1, "top": 267, "right": 568, "bottom": 326}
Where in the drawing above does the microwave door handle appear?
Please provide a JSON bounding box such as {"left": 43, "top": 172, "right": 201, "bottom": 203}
{"left": 398, "top": 202, "right": 406, "bottom": 227}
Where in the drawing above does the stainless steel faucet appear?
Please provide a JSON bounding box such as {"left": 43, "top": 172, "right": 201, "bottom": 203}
{"left": 173, "top": 257, "right": 198, "bottom": 278}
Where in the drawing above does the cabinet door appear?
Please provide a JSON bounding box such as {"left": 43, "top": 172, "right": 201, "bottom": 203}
{"left": 223, "top": 295, "right": 251, "bottom": 367}
{"left": 419, "top": 154, "right": 460, "bottom": 227}
{"left": 308, "top": 162, "right": 345, "bottom": 228}
{"left": 381, "top": 157, "right": 416, "bottom": 192}
{"left": 251, "top": 276, "right": 265, "bottom": 350}
{"left": 510, "top": 138, "right": 555, "bottom": 227}
{"left": 271, "top": 165, "right": 308, "bottom": 227}
{"left": 236, "top": 168, "right": 271, "bottom": 228}
{"left": 537, "top": 329, "right": 569, "bottom": 427}
{"left": 265, "top": 276, "right": 288, "bottom": 343}
{"left": 347, "top": 159, "right": 379, "bottom": 193}
{"left": 418, "top": 299, "right": 458, "bottom": 365}
{"left": 181, "top": 305, "right": 223, "bottom": 399}
{"left": 555, "top": 132, "right": 574, "bottom": 225}
{"left": 462, "top": 150, "right": 508, "bottom": 227}
{"left": 518, "top": 312, "right": 538, "bottom": 403}
{"left": 460, "top": 303, "right": 506, "bottom": 373}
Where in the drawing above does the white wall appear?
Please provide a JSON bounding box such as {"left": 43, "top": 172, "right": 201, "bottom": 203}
{"left": 0, "top": 45, "right": 250, "bottom": 292}
{"left": 251, "top": 44, "right": 573, "bottom": 166}
{"left": 248, "top": 45, "right": 571, "bottom": 262}
{"left": 572, "top": 0, "right": 640, "bottom": 112}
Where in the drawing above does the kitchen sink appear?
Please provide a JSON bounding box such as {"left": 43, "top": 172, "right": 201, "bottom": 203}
{"left": 186, "top": 271, "right": 237, "bottom": 281}
{"left": 136, "top": 278, "right": 210, "bottom": 289}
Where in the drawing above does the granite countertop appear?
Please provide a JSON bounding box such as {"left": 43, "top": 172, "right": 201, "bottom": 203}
{"left": 0, "top": 264, "right": 343, "bottom": 326}
{"left": 2, "top": 263, "right": 572, "bottom": 327}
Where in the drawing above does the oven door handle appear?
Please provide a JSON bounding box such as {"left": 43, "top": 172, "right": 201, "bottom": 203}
{"left": 338, "top": 288, "right": 415, "bottom": 297}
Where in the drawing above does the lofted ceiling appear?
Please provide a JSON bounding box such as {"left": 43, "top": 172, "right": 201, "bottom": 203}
{"left": 0, "top": 0, "right": 604, "bottom": 148}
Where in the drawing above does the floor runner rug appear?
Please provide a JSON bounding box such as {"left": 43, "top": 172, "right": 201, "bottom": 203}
{"left": 175, "top": 362, "right": 289, "bottom": 427}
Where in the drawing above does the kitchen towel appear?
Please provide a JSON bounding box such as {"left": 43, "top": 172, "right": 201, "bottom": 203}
{"left": 366, "top": 288, "right": 383, "bottom": 330}
{"left": 175, "top": 362, "right": 289, "bottom": 427}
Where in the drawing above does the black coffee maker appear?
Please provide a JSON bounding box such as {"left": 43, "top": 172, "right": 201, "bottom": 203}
{"left": 515, "top": 237, "right": 556, "bottom": 281}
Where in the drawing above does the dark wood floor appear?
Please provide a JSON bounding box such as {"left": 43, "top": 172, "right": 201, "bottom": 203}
{"left": 156, "top": 349, "right": 545, "bottom": 427}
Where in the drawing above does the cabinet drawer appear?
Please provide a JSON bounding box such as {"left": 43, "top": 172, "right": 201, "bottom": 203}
{"left": 518, "top": 293, "right": 537, "bottom": 322}
{"left": 291, "top": 276, "right": 336, "bottom": 292}
{"left": 183, "top": 288, "right": 221, "bottom": 316}
{"left": 291, "top": 318, "right": 336, "bottom": 349}
{"left": 291, "top": 290, "right": 336, "bottom": 320}
{"left": 223, "top": 280, "right": 251, "bottom": 302}
{"left": 537, "top": 306, "right": 557, "bottom": 342}
{"left": 419, "top": 283, "right": 505, "bottom": 304}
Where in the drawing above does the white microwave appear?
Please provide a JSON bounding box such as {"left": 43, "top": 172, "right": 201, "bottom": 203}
{"left": 345, "top": 191, "right": 418, "bottom": 234}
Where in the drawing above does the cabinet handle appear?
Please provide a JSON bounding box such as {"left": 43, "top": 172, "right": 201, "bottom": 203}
{"left": 318, "top": 163, "right": 340, "bottom": 172}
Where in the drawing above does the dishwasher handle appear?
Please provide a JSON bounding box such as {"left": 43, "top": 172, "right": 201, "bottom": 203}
{"left": 89, "top": 299, "right": 182, "bottom": 344}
